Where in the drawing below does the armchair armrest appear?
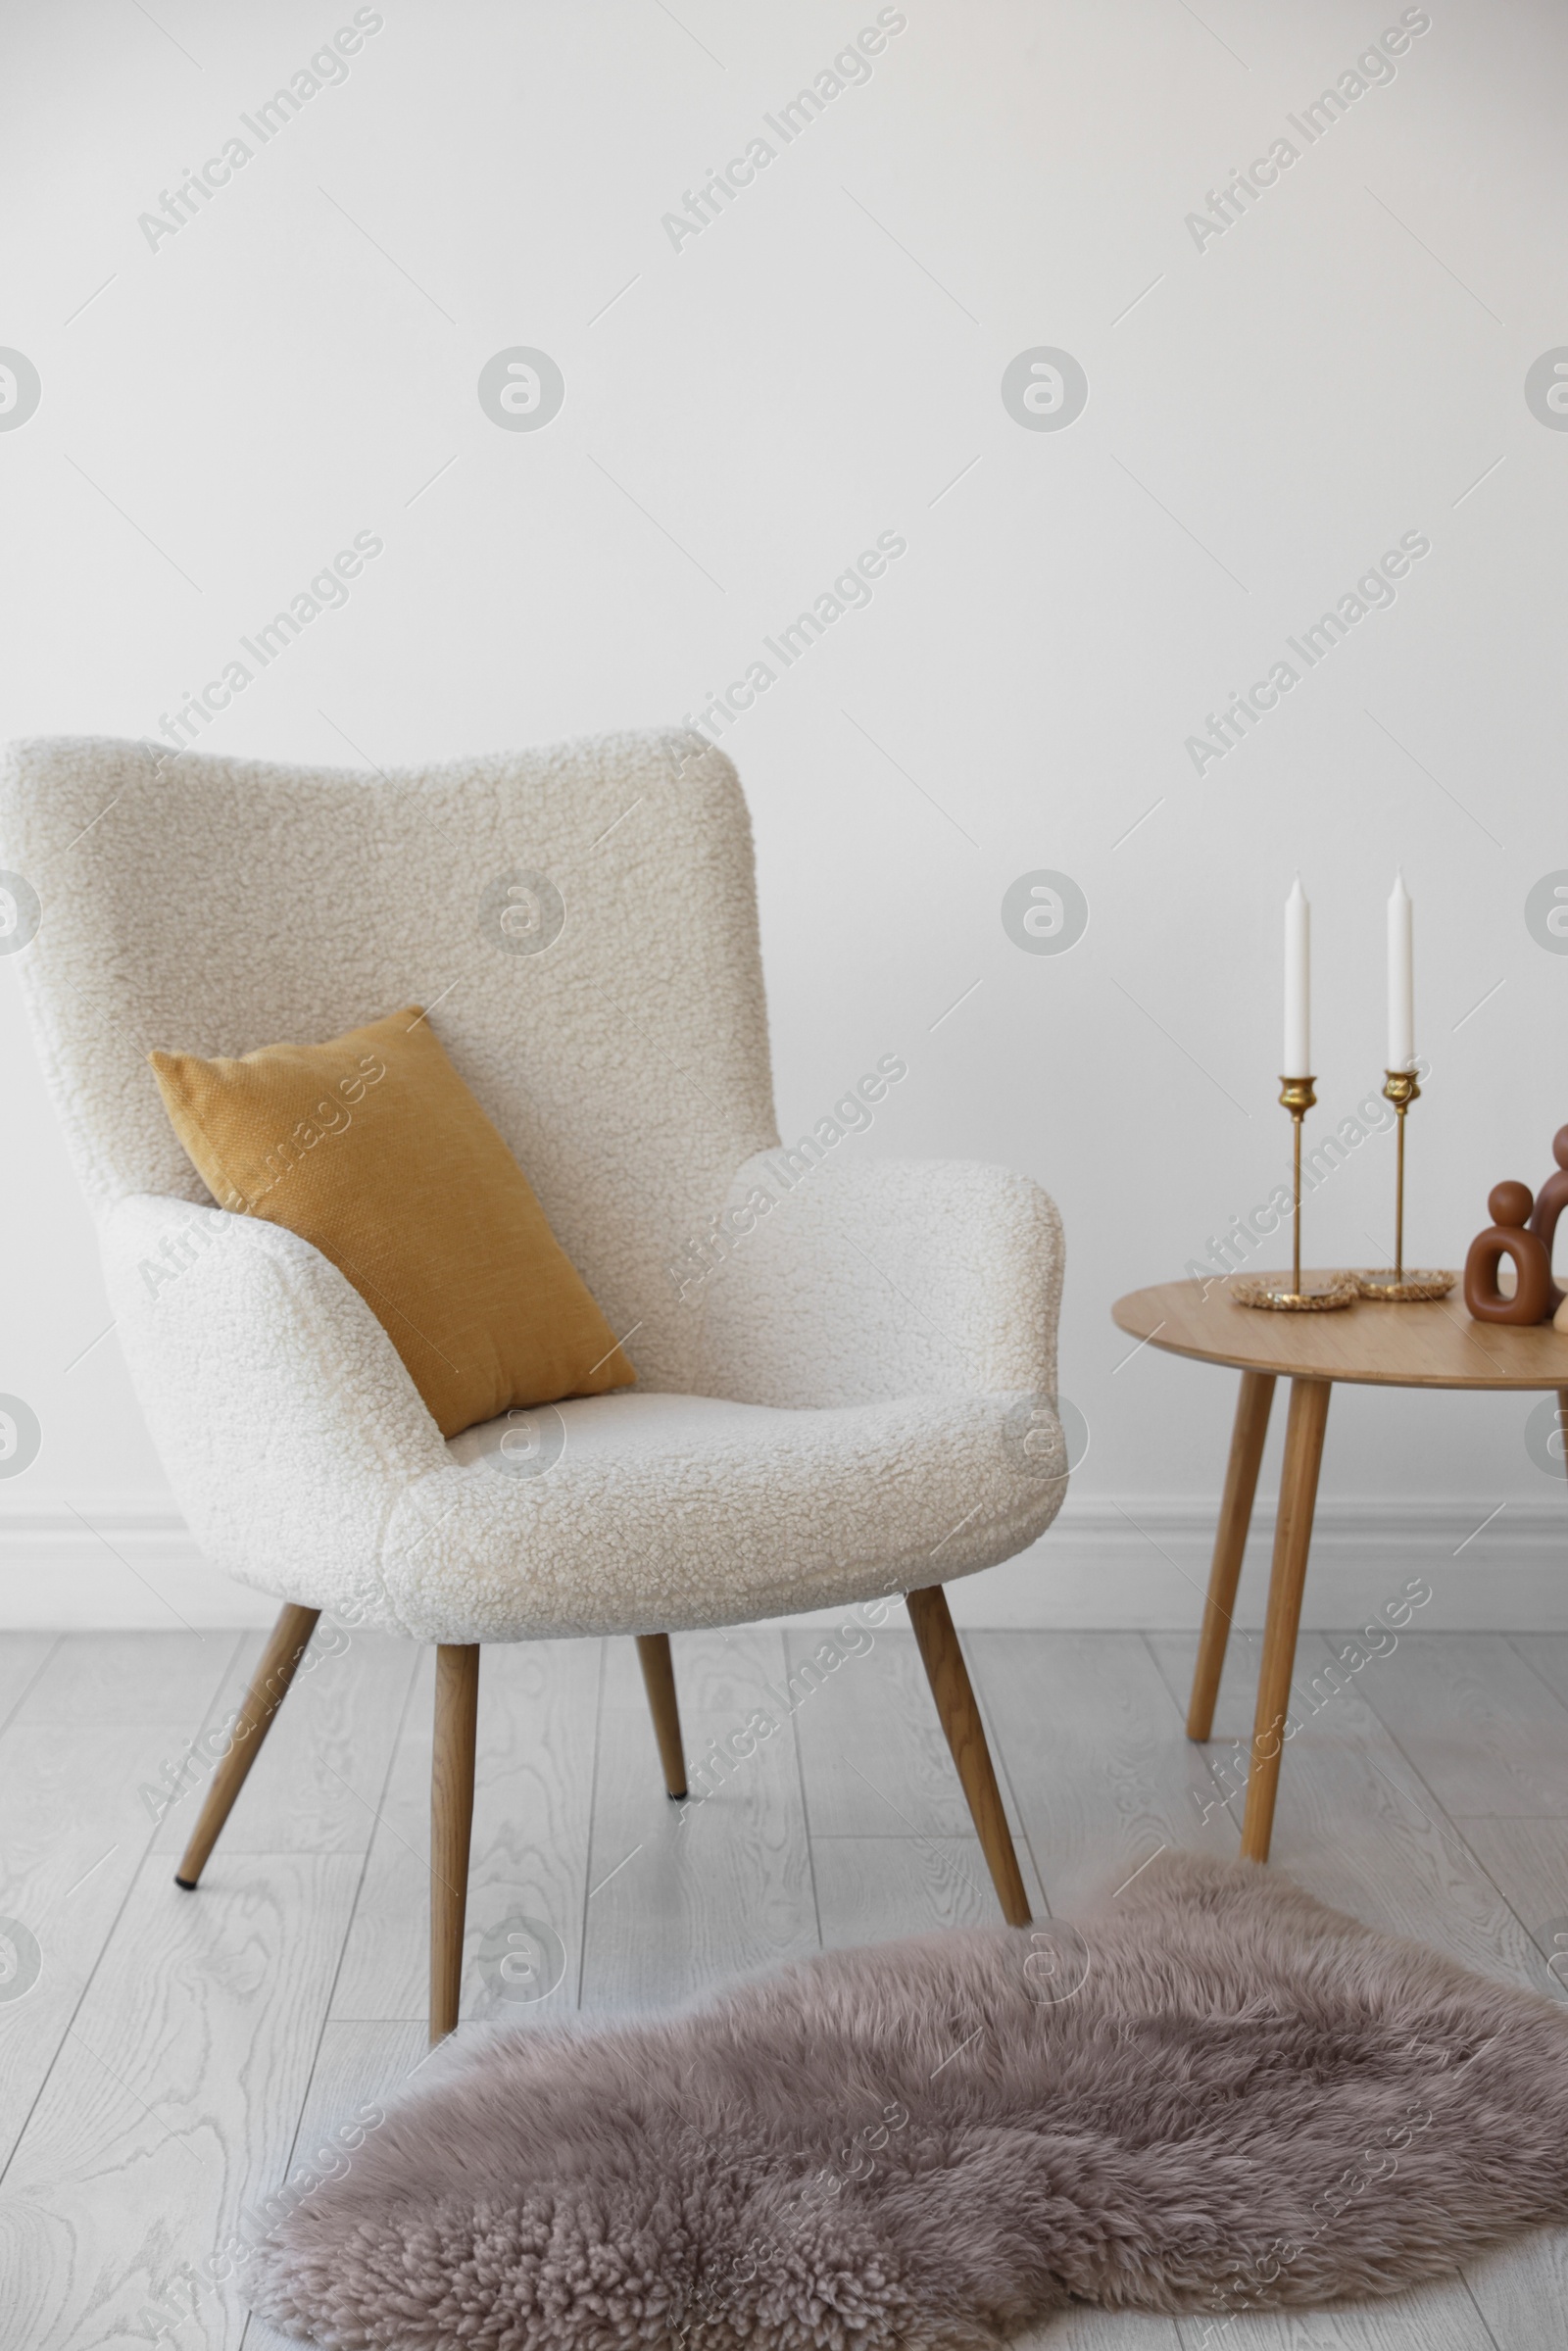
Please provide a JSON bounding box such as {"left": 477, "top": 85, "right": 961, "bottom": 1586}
{"left": 690, "top": 1154, "right": 1064, "bottom": 1408}
{"left": 101, "top": 1195, "right": 449, "bottom": 1629}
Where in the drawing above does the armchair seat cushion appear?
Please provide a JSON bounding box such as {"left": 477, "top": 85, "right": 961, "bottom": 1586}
{"left": 381, "top": 1388, "right": 1066, "bottom": 1642}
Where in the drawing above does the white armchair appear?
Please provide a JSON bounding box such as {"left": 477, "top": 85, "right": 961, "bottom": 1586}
{"left": 2, "top": 727, "right": 1067, "bottom": 2037}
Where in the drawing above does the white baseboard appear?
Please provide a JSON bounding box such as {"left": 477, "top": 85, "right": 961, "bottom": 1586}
{"left": 934, "top": 1494, "right": 1568, "bottom": 1635}
{"left": 0, "top": 1497, "right": 248, "bottom": 1631}
{"left": 0, "top": 1492, "right": 1563, "bottom": 1634}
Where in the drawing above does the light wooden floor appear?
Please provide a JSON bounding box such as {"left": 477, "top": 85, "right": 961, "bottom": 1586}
{"left": 0, "top": 1620, "right": 1565, "bottom": 2349}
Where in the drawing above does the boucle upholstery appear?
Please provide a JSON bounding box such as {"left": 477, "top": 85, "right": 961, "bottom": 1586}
{"left": 3, "top": 731, "right": 1067, "bottom": 1639}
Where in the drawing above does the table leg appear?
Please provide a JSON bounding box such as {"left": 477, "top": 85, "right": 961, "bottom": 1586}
{"left": 1188, "top": 1370, "right": 1276, "bottom": 1741}
{"left": 1241, "top": 1376, "right": 1332, "bottom": 1864}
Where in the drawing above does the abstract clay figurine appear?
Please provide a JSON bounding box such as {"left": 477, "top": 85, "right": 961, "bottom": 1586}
{"left": 1464, "top": 1180, "right": 1554, "bottom": 1325}
{"left": 1527, "top": 1125, "right": 1568, "bottom": 1315}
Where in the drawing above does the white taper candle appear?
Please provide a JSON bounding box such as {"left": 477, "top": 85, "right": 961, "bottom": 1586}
{"left": 1388, "top": 871, "right": 1414, "bottom": 1070}
{"left": 1284, "top": 875, "right": 1310, "bottom": 1077}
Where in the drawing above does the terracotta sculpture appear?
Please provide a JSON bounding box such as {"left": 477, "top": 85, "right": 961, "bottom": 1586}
{"left": 1464, "top": 1181, "right": 1554, "bottom": 1325}
{"left": 1527, "top": 1126, "right": 1568, "bottom": 1316}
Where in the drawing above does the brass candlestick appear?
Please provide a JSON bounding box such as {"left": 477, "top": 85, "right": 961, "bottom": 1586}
{"left": 1284, "top": 1073, "right": 1313, "bottom": 1298}
{"left": 1234, "top": 1076, "right": 1356, "bottom": 1311}
{"left": 1388, "top": 1065, "right": 1417, "bottom": 1278}
{"left": 1354, "top": 1065, "right": 1456, "bottom": 1302}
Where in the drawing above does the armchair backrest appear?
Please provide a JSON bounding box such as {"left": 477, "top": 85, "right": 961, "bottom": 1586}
{"left": 0, "top": 729, "right": 778, "bottom": 1390}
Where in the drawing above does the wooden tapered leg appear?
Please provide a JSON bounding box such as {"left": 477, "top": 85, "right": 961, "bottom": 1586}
{"left": 1187, "top": 1371, "right": 1276, "bottom": 1741}
{"left": 174, "top": 1602, "right": 320, "bottom": 1889}
{"left": 1241, "top": 1377, "right": 1331, "bottom": 1863}
{"left": 906, "top": 1584, "right": 1031, "bottom": 1926}
{"left": 430, "top": 1643, "right": 480, "bottom": 2044}
{"left": 636, "top": 1634, "right": 687, "bottom": 1798}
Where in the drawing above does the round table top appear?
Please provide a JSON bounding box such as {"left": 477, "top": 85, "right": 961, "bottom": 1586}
{"left": 1111, "top": 1276, "right": 1568, "bottom": 1390}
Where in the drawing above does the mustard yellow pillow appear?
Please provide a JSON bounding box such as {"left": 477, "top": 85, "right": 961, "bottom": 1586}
{"left": 148, "top": 1005, "right": 634, "bottom": 1438}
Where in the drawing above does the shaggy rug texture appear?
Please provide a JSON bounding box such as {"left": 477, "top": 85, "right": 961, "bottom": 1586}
{"left": 250, "top": 1852, "right": 1568, "bottom": 2348}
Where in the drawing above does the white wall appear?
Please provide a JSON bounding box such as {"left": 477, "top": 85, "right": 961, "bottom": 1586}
{"left": 3, "top": 0, "right": 1567, "bottom": 1630}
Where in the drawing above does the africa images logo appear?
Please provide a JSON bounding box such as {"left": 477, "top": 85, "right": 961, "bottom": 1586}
{"left": 1000, "top": 350, "right": 1088, "bottom": 432}
{"left": 0, "top": 350, "right": 41, "bottom": 431}
{"left": 476, "top": 350, "right": 565, "bottom": 431}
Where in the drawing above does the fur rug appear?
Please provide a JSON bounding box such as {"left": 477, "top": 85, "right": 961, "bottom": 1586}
{"left": 250, "top": 1853, "right": 1568, "bottom": 2348}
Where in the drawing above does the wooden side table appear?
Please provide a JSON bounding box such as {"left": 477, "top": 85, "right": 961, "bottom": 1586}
{"left": 1110, "top": 1276, "right": 1568, "bottom": 1861}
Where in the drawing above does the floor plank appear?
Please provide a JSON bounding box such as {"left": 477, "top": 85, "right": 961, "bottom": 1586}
{"left": 1463, "top": 2230, "right": 1568, "bottom": 2351}
{"left": 811, "top": 1833, "right": 1047, "bottom": 1947}
{"left": 965, "top": 1632, "right": 1241, "bottom": 1915}
{"left": 0, "top": 1634, "right": 58, "bottom": 1732}
{"left": 785, "top": 1623, "right": 1024, "bottom": 1837}
{"left": 1336, "top": 1631, "right": 1568, "bottom": 1819}
{"left": 0, "top": 1715, "right": 212, "bottom": 2174}
{"left": 580, "top": 1627, "right": 819, "bottom": 2011}
{"left": 1440, "top": 1814, "right": 1568, "bottom": 2349}
{"left": 0, "top": 1850, "right": 363, "bottom": 2350}
{"left": 330, "top": 1637, "right": 600, "bottom": 2025}
{"left": 1453, "top": 1815, "right": 1568, "bottom": 1998}
{"left": 1150, "top": 1629, "right": 1545, "bottom": 1985}
{"left": 12, "top": 1629, "right": 238, "bottom": 1728}
{"left": 1169, "top": 2273, "right": 1499, "bottom": 2347}
{"left": 1015, "top": 2314, "right": 1181, "bottom": 2350}
{"left": 149, "top": 1625, "right": 421, "bottom": 1859}
{"left": 1504, "top": 1630, "right": 1568, "bottom": 1723}
{"left": 238, "top": 2019, "right": 427, "bottom": 2349}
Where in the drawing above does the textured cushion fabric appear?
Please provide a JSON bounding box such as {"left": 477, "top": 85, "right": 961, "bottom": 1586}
{"left": 101, "top": 1187, "right": 1065, "bottom": 1639}
{"left": 5, "top": 730, "right": 1069, "bottom": 1640}
{"left": 149, "top": 1004, "right": 633, "bottom": 1439}
{"left": 431, "top": 1389, "right": 1058, "bottom": 1641}
{"left": 1, "top": 730, "right": 775, "bottom": 1397}
{"left": 704, "top": 1150, "right": 1065, "bottom": 1407}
